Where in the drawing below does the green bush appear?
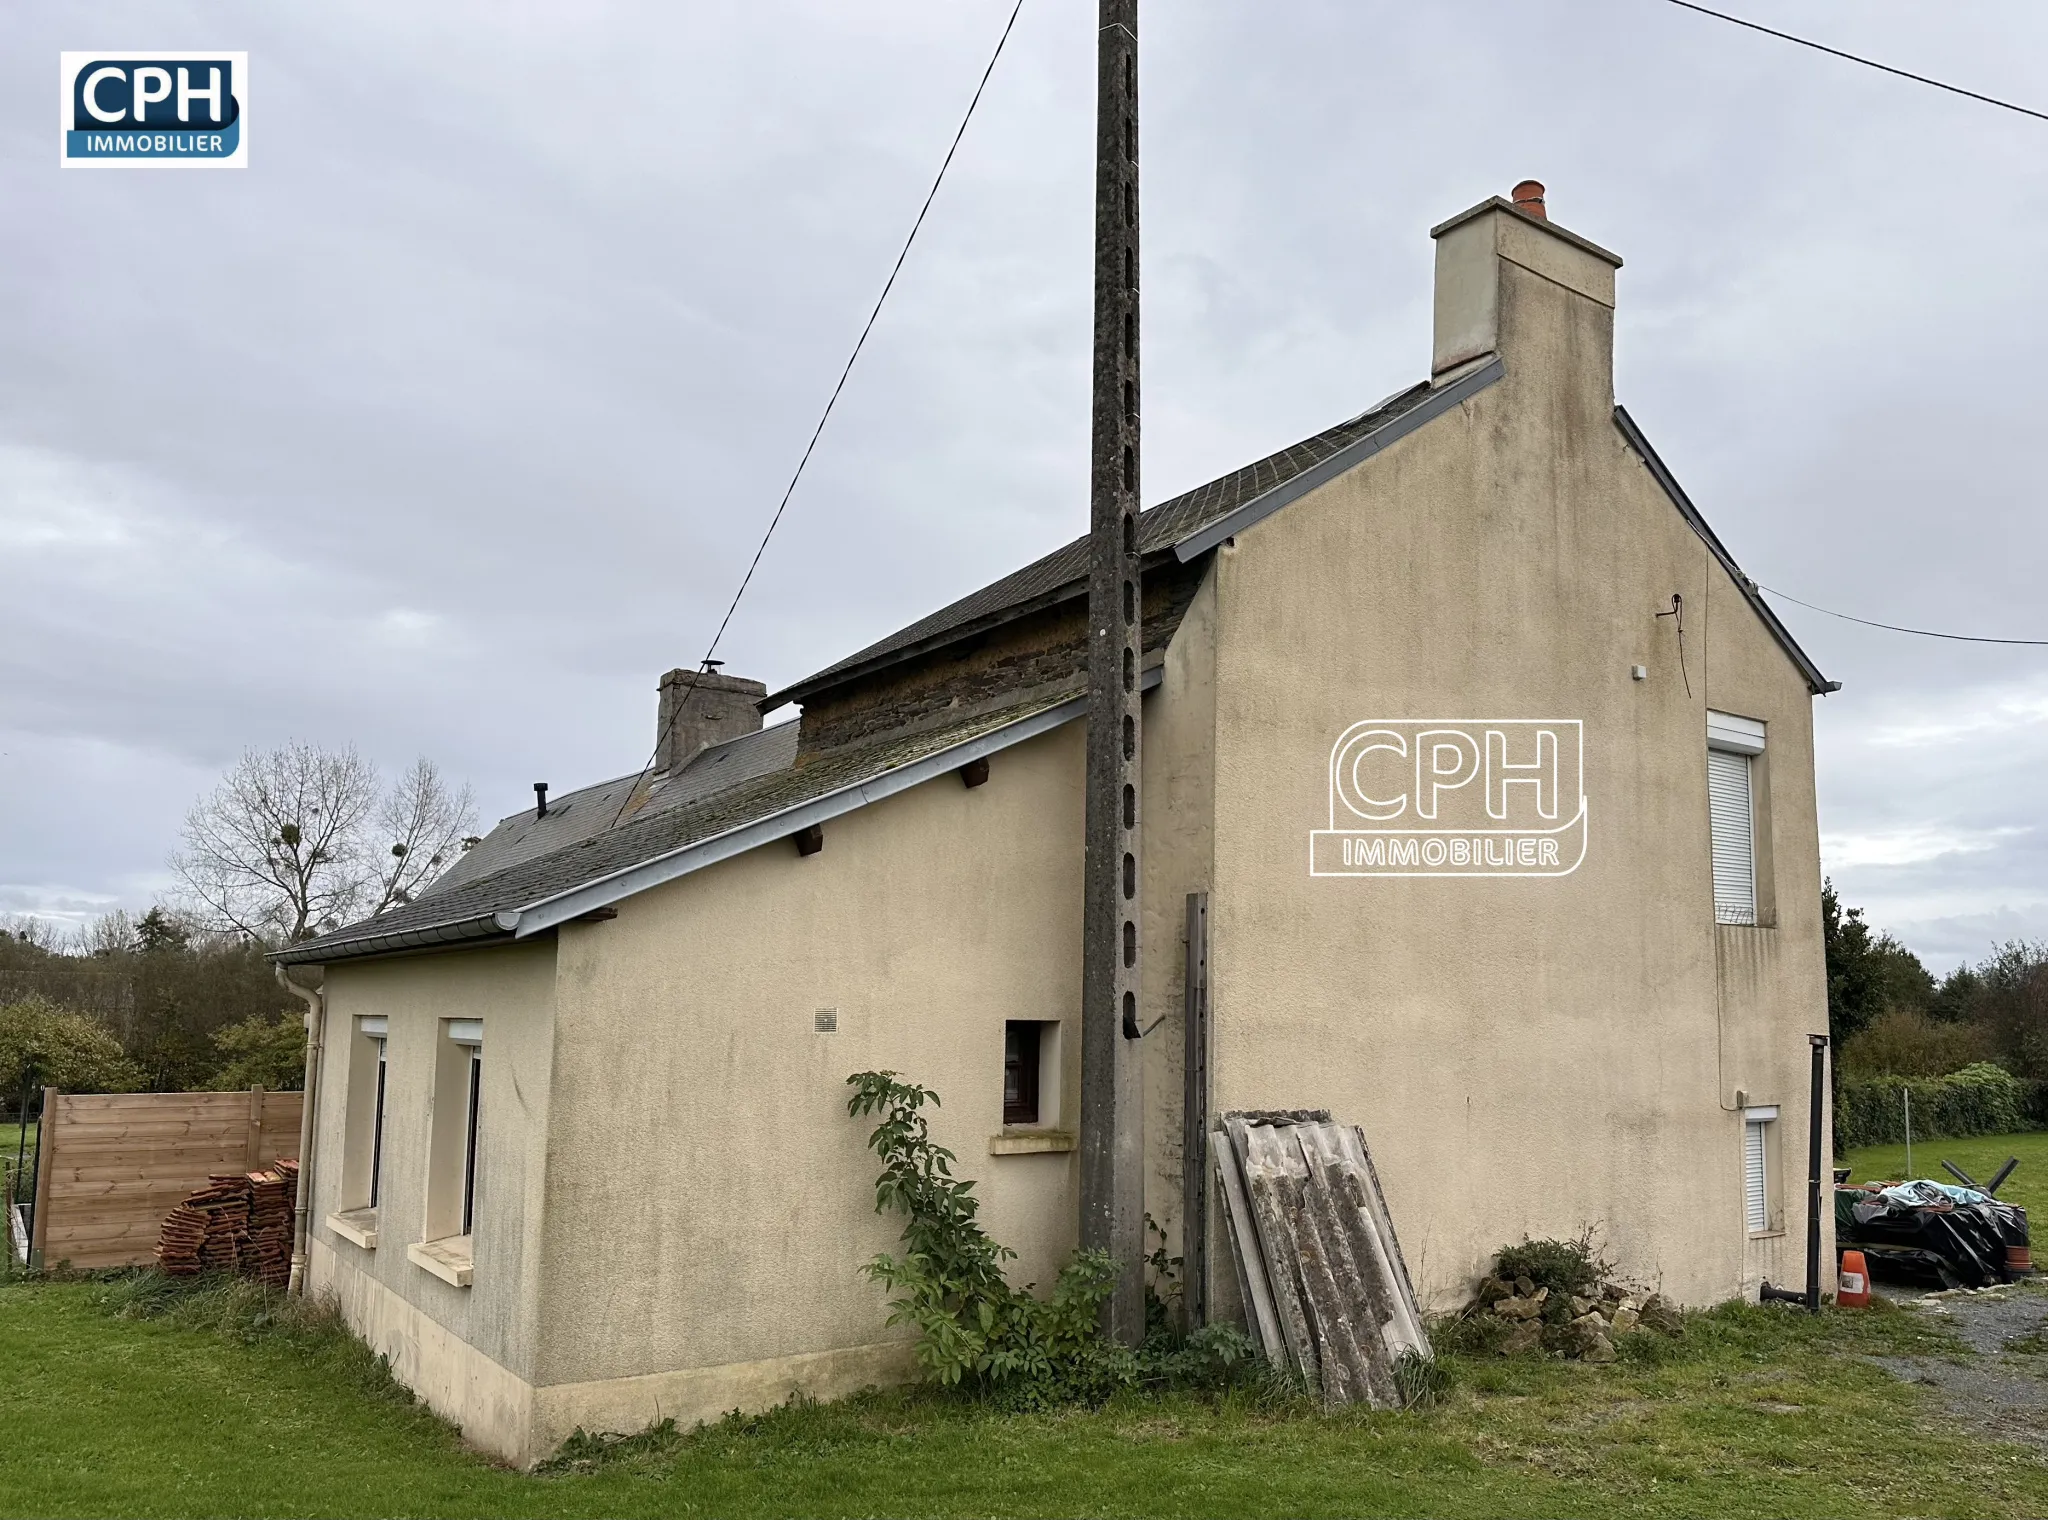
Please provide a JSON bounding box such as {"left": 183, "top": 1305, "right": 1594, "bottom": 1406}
{"left": 0, "top": 994, "right": 141, "bottom": 1097}
{"left": 1840, "top": 1008, "right": 1991, "bottom": 1079}
{"left": 1493, "top": 1232, "right": 1609, "bottom": 1299}
{"left": 846, "top": 1070, "right": 1135, "bottom": 1407}
{"left": 1836, "top": 1061, "right": 2029, "bottom": 1150}
{"left": 208, "top": 1010, "right": 306, "bottom": 1091}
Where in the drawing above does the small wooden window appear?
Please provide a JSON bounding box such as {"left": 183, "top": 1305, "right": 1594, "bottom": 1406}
{"left": 1004, "top": 1021, "right": 1042, "bottom": 1127}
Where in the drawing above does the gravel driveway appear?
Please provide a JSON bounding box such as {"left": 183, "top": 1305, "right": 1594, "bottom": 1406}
{"left": 1874, "top": 1281, "right": 2048, "bottom": 1449}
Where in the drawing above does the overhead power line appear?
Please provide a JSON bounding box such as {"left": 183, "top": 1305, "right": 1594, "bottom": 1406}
{"left": 610, "top": 0, "right": 1028, "bottom": 829}
{"left": 1663, "top": 0, "right": 2048, "bottom": 123}
{"left": 1756, "top": 584, "right": 2048, "bottom": 647}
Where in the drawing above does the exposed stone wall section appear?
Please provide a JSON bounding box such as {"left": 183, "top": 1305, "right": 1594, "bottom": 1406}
{"left": 794, "top": 557, "right": 1208, "bottom": 762}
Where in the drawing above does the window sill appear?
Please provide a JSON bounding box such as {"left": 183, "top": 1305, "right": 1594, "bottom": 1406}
{"left": 407, "top": 1235, "right": 474, "bottom": 1287}
{"left": 325, "top": 1208, "right": 379, "bottom": 1250}
{"left": 1748, "top": 1229, "right": 1787, "bottom": 1241}
{"left": 989, "top": 1130, "right": 1075, "bottom": 1156}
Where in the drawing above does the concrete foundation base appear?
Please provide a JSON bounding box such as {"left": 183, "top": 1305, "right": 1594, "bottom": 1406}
{"left": 309, "top": 1238, "right": 921, "bottom": 1466}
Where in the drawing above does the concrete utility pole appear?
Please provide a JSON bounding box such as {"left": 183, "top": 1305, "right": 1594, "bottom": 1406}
{"left": 1080, "top": 0, "right": 1146, "bottom": 1346}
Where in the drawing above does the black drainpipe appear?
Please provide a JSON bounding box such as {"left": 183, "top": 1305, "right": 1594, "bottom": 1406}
{"left": 1762, "top": 1033, "right": 1830, "bottom": 1312}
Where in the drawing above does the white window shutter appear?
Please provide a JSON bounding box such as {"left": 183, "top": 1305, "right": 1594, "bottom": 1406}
{"left": 1708, "top": 748, "right": 1756, "bottom": 924}
{"left": 1744, "top": 1119, "right": 1769, "bottom": 1232}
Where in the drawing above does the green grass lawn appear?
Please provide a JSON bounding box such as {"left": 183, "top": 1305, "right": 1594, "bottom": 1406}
{"left": 4, "top": 1274, "right": 2048, "bottom": 1518}
{"left": 1843, "top": 1128, "right": 2048, "bottom": 1220}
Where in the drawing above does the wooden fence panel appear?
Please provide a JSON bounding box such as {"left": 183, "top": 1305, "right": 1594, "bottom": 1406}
{"left": 32, "top": 1088, "right": 303, "bottom": 1270}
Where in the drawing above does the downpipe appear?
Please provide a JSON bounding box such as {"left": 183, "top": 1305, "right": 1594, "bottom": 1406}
{"left": 1761, "top": 1033, "right": 1830, "bottom": 1313}
{"left": 276, "top": 966, "right": 325, "bottom": 1296}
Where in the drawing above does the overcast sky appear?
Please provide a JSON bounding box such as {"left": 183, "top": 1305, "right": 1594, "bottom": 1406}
{"left": 3, "top": 0, "right": 2043, "bottom": 972}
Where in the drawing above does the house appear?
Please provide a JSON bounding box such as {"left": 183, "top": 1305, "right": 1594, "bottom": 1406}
{"left": 275, "top": 185, "right": 1836, "bottom": 1465}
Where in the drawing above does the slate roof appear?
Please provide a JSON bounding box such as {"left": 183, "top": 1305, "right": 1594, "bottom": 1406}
{"left": 771, "top": 378, "right": 1441, "bottom": 705}
{"left": 276, "top": 377, "right": 1465, "bottom": 967}
{"left": 422, "top": 722, "right": 800, "bottom": 901}
{"left": 274, "top": 358, "right": 1829, "bottom": 968}
{"left": 272, "top": 689, "right": 1077, "bottom": 965}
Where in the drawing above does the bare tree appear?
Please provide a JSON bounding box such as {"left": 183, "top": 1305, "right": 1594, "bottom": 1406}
{"left": 367, "top": 757, "right": 478, "bottom": 915}
{"left": 77, "top": 910, "right": 136, "bottom": 958}
{"left": 0, "top": 916, "right": 66, "bottom": 953}
{"left": 173, "top": 744, "right": 479, "bottom": 943}
{"left": 173, "top": 742, "right": 380, "bottom": 942}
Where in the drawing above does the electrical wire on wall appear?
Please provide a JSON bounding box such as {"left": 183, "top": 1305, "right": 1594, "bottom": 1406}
{"left": 1657, "top": 593, "right": 1692, "bottom": 698}
{"left": 607, "top": 0, "right": 1030, "bottom": 829}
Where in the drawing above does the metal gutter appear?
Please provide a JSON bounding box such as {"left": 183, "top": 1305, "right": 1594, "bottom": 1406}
{"left": 502, "top": 664, "right": 1167, "bottom": 938}
{"left": 1612, "top": 405, "right": 1839, "bottom": 696}
{"left": 1173, "top": 356, "right": 1505, "bottom": 562}
{"left": 270, "top": 911, "right": 512, "bottom": 967}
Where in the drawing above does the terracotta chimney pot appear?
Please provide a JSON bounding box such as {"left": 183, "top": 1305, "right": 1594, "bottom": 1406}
{"left": 1511, "top": 179, "right": 1547, "bottom": 220}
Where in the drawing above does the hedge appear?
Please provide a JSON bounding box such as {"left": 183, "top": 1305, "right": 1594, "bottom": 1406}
{"left": 1836, "top": 1062, "right": 2031, "bottom": 1152}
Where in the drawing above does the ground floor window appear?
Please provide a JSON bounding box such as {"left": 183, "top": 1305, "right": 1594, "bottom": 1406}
{"left": 342, "top": 1016, "right": 388, "bottom": 1215}
{"left": 1004, "top": 1022, "right": 1041, "bottom": 1125}
{"left": 461, "top": 1041, "right": 482, "bottom": 1235}
{"left": 1744, "top": 1105, "right": 1778, "bottom": 1234}
{"left": 370, "top": 1032, "right": 388, "bottom": 1209}
{"left": 1002, "top": 1020, "right": 1063, "bottom": 1128}
{"left": 423, "top": 1018, "right": 484, "bottom": 1245}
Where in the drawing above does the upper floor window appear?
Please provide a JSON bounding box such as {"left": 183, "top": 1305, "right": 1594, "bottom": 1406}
{"left": 1707, "top": 711, "right": 1765, "bottom": 926}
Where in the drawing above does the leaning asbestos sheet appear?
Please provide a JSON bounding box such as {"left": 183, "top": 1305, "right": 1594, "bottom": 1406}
{"left": 1213, "top": 1110, "right": 1430, "bottom": 1409}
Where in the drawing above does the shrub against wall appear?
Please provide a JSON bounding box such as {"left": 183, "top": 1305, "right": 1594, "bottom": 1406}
{"left": 1837, "top": 1062, "right": 2029, "bottom": 1151}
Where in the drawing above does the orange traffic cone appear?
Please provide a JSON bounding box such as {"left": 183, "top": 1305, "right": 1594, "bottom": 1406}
{"left": 1838, "top": 1249, "right": 1871, "bottom": 1308}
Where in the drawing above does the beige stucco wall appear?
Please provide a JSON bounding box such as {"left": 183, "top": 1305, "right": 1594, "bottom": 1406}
{"left": 1193, "top": 206, "right": 1831, "bottom": 1312}
{"left": 308, "top": 939, "right": 558, "bottom": 1418}
{"left": 529, "top": 722, "right": 1090, "bottom": 1404}
{"left": 299, "top": 201, "right": 1836, "bottom": 1460}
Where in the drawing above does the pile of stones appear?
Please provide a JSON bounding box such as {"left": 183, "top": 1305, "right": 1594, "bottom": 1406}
{"left": 1471, "top": 1273, "right": 1685, "bottom": 1361}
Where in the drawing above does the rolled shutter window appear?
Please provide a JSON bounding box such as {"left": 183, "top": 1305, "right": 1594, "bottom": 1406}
{"left": 1743, "top": 1118, "right": 1769, "bottom": 1232}
{"left": 1708, "top": 748, "right": 1756, "bottom": 925}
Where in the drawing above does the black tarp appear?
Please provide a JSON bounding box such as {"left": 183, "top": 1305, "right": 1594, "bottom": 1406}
{"left": 1836, "top": 1180, "right": 2029, "bottom": 1289}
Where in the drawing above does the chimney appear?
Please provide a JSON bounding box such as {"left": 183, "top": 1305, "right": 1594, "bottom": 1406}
{"left": 655, "top": 667, "right": 767, "bottom": 775}
{"left": 1430, "top": 179, "right": 1622, "bottom": 382}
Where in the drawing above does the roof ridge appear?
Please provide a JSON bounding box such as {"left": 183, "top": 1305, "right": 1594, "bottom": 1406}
{"left": 768, "top": 379, "right": 1440, "bottom": 707}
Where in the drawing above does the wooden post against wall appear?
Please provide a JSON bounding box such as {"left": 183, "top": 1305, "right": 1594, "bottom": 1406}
{"left": 245, "top": 1087, "right": 266, "bottom": 1171}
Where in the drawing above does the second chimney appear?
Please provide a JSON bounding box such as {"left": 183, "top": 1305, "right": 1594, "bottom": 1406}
{"left": 655, "top": 668, "right": 767, "bottom": 775}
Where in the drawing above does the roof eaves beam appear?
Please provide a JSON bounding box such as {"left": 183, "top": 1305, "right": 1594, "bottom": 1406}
{"left": 505, "top": 665, "right": 1166, "bottom": 938}
{"left": 1171, "top": 356, "right": 1505, "bottom": 563}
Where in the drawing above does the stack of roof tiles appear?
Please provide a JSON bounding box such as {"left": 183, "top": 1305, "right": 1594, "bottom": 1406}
{"left": 154, "top": 1160, "right": 298, "bottom": 1288}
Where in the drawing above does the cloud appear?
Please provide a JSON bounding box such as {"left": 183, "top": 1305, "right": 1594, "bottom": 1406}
{"left": 2, "top": 0, "right": 2044, "bottom": 976}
